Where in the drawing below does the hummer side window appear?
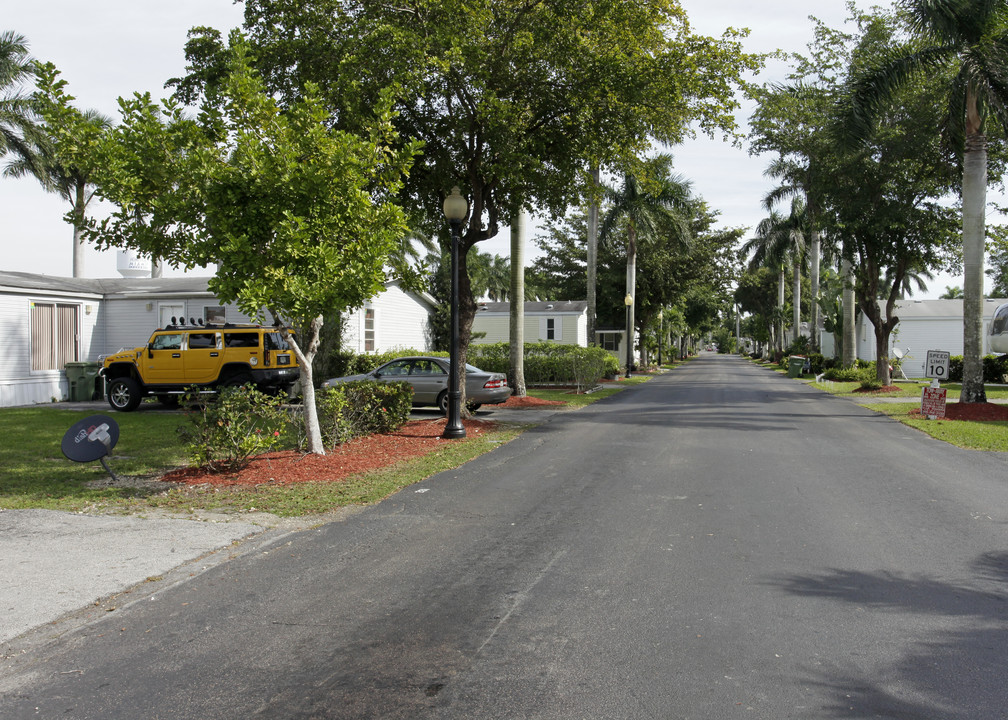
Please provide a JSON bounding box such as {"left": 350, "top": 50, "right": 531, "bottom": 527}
{"left": 151, "top": 334, "right": 183, "bottom": 350}
{"left": 225, "top": 333, "right": 259, "bottom": 348}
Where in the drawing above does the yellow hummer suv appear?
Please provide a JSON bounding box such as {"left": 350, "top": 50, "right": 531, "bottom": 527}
{"left": 100, "top": 322, "right": 299, "bottom": 411}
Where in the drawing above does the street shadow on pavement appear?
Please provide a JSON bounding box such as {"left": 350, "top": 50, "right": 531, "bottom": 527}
{"left": 763, "top": 553, "right": 1008, "bottom": 718}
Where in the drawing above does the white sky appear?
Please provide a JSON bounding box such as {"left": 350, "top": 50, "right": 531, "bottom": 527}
{"left": 0, "top": 0, "right": 980, "bottom": 296}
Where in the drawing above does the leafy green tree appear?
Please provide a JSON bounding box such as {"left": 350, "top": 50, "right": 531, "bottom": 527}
{"left": 735, "top": 264, "right": 780, "bottom": 354}
{"left": 830, "top": 9, "right": 964, "bottom": 384}
{"left": 940, "top": 285, "right": 964, "bottom": 299}
{"left": 749, "top": 17, "right": 854, "bottom": 355}
{"left": 173, "top": 0, "right": 761, "bottom": 401}
{"left": 7, "top": 63, "right": 112, "bottom": 277}
{"left": 844, "top": 0, "right": 1008, "bottom": 401}
{"left": 86, "top": 45, "right": 418, "bottom": 454}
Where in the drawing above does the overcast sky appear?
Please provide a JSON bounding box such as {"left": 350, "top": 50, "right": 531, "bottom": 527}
{"left": 0, "top": 0, "right": 976, "bottom": 297}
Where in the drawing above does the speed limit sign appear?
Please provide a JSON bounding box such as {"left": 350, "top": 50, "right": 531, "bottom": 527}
{"left": 926, "top": 350, "right": 950, "bottom": 380}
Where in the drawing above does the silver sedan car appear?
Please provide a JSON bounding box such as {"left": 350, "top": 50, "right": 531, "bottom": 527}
{"left": 321, "top": 356, "right": 511, "bottom": 413}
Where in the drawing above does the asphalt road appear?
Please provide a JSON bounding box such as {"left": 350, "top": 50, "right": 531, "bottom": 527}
{"left": 3, "top": 354, "right": 1007, "bottom": 719}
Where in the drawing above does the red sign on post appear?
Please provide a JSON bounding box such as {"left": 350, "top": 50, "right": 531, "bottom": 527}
{"left": 921, "top": 387, "right": 947, "bottom": 419}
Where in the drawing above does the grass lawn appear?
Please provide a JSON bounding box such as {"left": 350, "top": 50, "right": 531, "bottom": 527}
{"left": 859, "top": 402, "right": 1008, "bottom": 451}
{"left": 0, "top": 381, "right": 645, "bottom": 517}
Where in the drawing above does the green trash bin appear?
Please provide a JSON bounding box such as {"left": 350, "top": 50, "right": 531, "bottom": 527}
{"left": 787, "top": 355, "right": 806, "bottom": 378}
{"left": 64, "top": 361, "right": 103, "bottom": 401}
{"left": 81, "top": 362, "right": 103, "bottom": 400}
{"left": 64, "top": 362, "right": 88, "bottom": 401}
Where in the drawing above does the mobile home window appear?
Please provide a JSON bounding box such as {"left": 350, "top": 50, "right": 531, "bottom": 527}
{"left": 31, "top": 302, "right": 79, "bottom": 371}
{"left": 546, "top": 318, "right": 555, "bottom": 340}
{"left": 600, "top": 333, "right": 619, "bottom": 352}
{"left": 364, "top": 307, "right": 375, "bottom": 351}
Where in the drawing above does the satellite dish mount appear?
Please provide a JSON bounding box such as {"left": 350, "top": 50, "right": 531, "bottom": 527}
{"left": 61, "top": 415, "right": 121, "bottom": 481}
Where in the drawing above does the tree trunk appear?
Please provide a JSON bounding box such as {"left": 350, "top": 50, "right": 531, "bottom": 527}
{"left": 587, "top": 163, "right": 599, "bottom": 346}
{"left": 626, "top": 227, "right": 637, "bottom": 372}
{"left": 777, "top": 267, "right": 785, "bottom": 353}
{"left": 284, "top": 314, "right": 324, "bottom": 454}
{"left": 961, "top": 120, "right": 987, "bottom": 403}
{"left": 809, "top": 229, "right": 820, "bottom": 351}
{"left": 792, "top": 259, "right": 801, "bottom": 345}
{"left": 841, "top": 255, "right": 857, "bottom": 368}
{"left": 509, "top": 208, "right": 527, "bottom": 396}
{"left": 72, "top": 184, "right": 86, "bottom": 278}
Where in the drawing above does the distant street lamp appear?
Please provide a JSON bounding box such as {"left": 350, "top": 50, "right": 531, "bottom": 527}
{"left": 442, "top": 186, "right": 468, "bottom": 439}
{"left": 624, "top": 293, "right": 633, "bottom": 378}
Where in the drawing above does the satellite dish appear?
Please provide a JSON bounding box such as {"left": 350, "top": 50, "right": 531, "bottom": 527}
{"left": 892, "top": 347, "right": 905, "bottom": 359}
{"left": 61, "top": 414, "right": 121, "bottom": 480}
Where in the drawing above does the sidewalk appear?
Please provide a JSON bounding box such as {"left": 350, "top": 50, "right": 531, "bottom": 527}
{"left": 0, "top": 509, "right": 269, "bottom": 645}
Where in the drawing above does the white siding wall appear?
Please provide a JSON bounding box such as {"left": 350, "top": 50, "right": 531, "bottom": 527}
{"left": 471, "top": 314, "right": 510, "bottom": 344}
{"left": 0, "top": 290, "right": 100, "bottom": 406}
{"left": 343, "top": 284, "right": 434, "bottom": 354}
{"left": 99, "top": 297, "right": 255, "bottom": 357}
{"left": 472, "top": 312, "right": 588, "bottom": 346}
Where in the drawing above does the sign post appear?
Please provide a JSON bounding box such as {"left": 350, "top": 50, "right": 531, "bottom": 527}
{"left": 922, "top": 350, "right": 950, "bottom": 420}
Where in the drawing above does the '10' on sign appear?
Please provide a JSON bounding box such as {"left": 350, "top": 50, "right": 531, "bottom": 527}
{"left": 926, "top": 350, "right": 950, "bottom": 380}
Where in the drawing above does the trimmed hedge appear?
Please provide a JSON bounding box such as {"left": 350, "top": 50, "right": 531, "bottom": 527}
{"left": 314, "top": 381, "right": 412, "bottom": 448}
{"left": 325, "top": 343, "right": 621, "bottom": 391}
{"left": 946, "top": 354, "right": 1008, "bottom": 383}
{"left": 467, "top": 342, "right": 620, "bottom": 387}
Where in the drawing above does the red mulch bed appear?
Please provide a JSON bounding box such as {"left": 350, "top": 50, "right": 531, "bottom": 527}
{"left": 161, "top": 394, "right": 564, "bottom": 487}
{"left": 909, "top": 402, "right": 1008, "bottom": 421}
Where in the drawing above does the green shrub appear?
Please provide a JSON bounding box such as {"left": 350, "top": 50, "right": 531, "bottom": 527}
{"left": 785, "top": 336, "right": 810, "bottom": 355}
{"left": 822, "top": 365, "right": 871, "bottom": 382}
{"left": 807, "top": 353, "right": 826, "bottom": 374}
{"left": 859, "top": 377, "right": 884, "bottom": 391}
{"left": 321, "top": 348, "right": 441, "bottom": 381}
{"left": 314, "top": 381, "right": 412, "bottom": 448}
{"left": 946, "top": 354, "right": 1008, "bottom": 383}
{"left": 468, "top": 342, "right": 618, "bottom": 385}
{"left": 178, "top": 385, "right": 289, "bottom": 472}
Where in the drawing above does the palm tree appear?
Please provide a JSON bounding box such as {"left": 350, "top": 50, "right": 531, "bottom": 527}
{"left": 599, "top": 155, "right": 693, "bottom": 370}
{"left": 0, "top": 31, "right": 43, "bottom": 177}
{"left": 743, "top": 198, "right": 808, "bottom": 351}
{"left": 846, "top": 0, "right": 1008, "bottom": 403}
{"left": 764, "top": 155, "right": 824, "bottom": 351}
{"left": 5, "top": 107, "right": 112, "bottom": 277}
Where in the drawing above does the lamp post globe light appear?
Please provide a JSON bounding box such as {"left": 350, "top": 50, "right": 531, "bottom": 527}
{"left": 442, "top": 186, "right": 468, "bottom": 439}
{"left": 624, "top": 293, "right": 633, "bottom": 379}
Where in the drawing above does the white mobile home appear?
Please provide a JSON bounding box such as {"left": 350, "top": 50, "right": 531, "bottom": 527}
{"left": 855, "top": 297, "right": 1008, "bottom": 377}
{"left": 471, "top": 301, "right": 589, "bottom": 346}
{"left": 0, "top": 272, "right": 437, "bottom": 407}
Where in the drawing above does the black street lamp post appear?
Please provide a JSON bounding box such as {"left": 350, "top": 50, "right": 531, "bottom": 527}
{"left": 442, "top": 187, "right": 468, "bottom": 439}
{"left": 624, "top": 293, "right": 633, "bottom": 379}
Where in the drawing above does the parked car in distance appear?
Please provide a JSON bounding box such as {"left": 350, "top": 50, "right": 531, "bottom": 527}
{"left": 321, "top": 356, "right": 510, "bottom": 413}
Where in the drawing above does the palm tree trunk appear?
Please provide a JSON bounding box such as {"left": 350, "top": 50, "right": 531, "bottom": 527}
{"left": 792, "top": 259, "right": 801, "bottom": 345}
{"left": 809, "top": 229, "right": 820, "bottom": 351}
{"left": 509, "top": 208, "right": 527, "bottom": 397}
{"left": 626, "top": 227, "right": 637, "bottom": 372}
{"left": 777, "top": 267, "right": 785, "bottom": 353}
{"left": 961, "top": 122, "right": 987, "bottom": 403}
{"left": 587, "top": 163, "right": 599, "bottom": 346}
{"left": 72, "top": 184, "right": 86, "bottom": 278}
{"left": 841, "top": 254, "right": 856, "bottom": 368}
